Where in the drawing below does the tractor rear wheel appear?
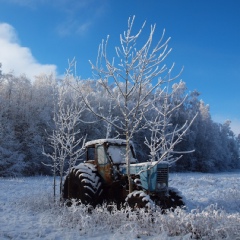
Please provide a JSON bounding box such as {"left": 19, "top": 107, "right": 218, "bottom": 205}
{"left": 62, "top": 163, "right": 103, "bottom": 207}
{"left": 125, "top": 190, "right": 154, "bottom": 209}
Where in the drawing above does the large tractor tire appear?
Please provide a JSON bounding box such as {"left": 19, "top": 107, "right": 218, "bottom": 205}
{"left": 165, "top": 187, "right": 185, "bottom": 209}
{"left": 125, "top": 190, "right": 154, "bottom": 209}
{"left": 62, "top": 163, "right": 103, "bottom": 207}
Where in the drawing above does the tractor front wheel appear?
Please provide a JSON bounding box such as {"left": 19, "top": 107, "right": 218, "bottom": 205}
{"left": 165, "top": 187, "right": 185, "bottom": 209}
{"left": 125, "top": 190, "right": 154, "bottom": 209}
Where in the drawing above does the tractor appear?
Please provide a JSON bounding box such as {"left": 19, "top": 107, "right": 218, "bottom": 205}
{"left": 62, "top": 139, "right": 184, "bottom": 209}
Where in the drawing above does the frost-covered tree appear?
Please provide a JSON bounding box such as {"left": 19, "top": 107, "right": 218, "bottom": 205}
{"left": 43, "top": 71, "right": 86, "bottom": 199}
{"left": 73, "top": 16, "right": 186, "bottom": 192}
{"left": 144, "top": 82, "right": 197, "bottom": 166}
{"left": 0, "top": 69, "right": 52, "bottom": 176}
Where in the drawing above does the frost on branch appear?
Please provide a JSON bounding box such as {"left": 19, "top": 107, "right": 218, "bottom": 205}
{"left": 144, "top": 81, "right": 197, "bottom": 167}
{"left": 73, "top": 16, "right": 186, "bottom": 193}
{"left": 43, "top": 65, "right": 86, "bottom": 200}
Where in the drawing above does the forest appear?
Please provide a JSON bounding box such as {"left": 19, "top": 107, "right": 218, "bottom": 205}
{"left": 0, "top": 18, "right": 239, "bottom": 177}
{"left": 0, "top": 64, "right": 239, "bottom": 177}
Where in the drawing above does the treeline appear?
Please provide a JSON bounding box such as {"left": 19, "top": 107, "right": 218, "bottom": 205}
{"left": 0, "top": 70, "right": 239, "bottom": 177}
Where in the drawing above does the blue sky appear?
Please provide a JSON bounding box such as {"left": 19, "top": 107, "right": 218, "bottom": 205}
{"left": 0, "top": 0, "right": 239, "bottom": 134}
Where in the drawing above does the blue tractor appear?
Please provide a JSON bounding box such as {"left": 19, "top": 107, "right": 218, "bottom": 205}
{"left": 62, "top": 139, "right": 184, "bottom": 209}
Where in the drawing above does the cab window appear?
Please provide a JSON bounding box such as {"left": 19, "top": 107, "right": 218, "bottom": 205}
{"left": 97, "top": 145, "right": 108, "bottom": 165}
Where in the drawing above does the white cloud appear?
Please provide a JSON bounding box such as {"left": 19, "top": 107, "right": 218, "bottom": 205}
{"left": 57, "top": 18, "right": 93, "bottom": 37}
{"left": 54, "top": 0, "right": 108, "bottom": 37}
{"left": 0, "top": 23, "right": 57, "bottom": 80}
{"left": 3, "top": 0, "right": 108, "bottom": 37}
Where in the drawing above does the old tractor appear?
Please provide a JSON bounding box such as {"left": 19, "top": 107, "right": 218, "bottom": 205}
{"left": 62, "top": 139, "right": 184, "bottom": 209}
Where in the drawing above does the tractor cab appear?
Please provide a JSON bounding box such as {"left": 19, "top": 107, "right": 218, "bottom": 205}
{"left": 84, "top": 139, "right": 137, "bottom": 184}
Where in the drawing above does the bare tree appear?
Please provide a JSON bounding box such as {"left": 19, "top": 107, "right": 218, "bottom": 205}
{"left": 144, "top": 82, "right": 197, "bottom": 167}
{"left": 74, "top": 16, "right": 183, "bottom": 193}
{"left": 43, "top": 71, "right": 86, "bottom": 201}
{"left": 105, "top": 100, "right": 119, "bottom": 139}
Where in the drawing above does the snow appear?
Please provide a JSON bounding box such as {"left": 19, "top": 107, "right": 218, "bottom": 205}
{"left": 79, "top": 172, "right": 99, "bottom": 184}
{"left": 0, "top": 171, "right": 240, "bottom": 239}
{"left": 107, "top": 145, "right": 136, "bottom": 164}
{"left": 125, "top": 190, "right": 169, "bottom": 209}
{"left": 85, "top": 139, "right": 131, "bottom": 147}
{"left": 75, "top": 162, "right": 97, "bottom": 172}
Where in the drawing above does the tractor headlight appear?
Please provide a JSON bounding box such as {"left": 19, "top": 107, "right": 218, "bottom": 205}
{"left": 157, "top": 183, "right": 166, "bottom": 190}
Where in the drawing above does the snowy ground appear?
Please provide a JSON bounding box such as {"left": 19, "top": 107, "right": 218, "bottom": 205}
{"left": 0, "top": 172, "right": 240, "bottom": 239}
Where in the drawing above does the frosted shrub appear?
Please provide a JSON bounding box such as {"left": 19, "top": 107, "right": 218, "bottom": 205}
{"left": 1, "top": 175, "right": 240, "bottom": 239}
{"left": 59, "top": 201, "right": 92, "bottom": 234}
{"left": 218, "top": 187, "right": 240, "bottom": 213}
{"left": 21, "top": 191, "right": 240, "bottom": 239}
{"left": 151, "top": 205, "right": 240, "bottom": 239}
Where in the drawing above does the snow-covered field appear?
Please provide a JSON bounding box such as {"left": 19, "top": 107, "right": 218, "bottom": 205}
{"left": 0, "top": 172, "right": 240, "bottom": 239}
